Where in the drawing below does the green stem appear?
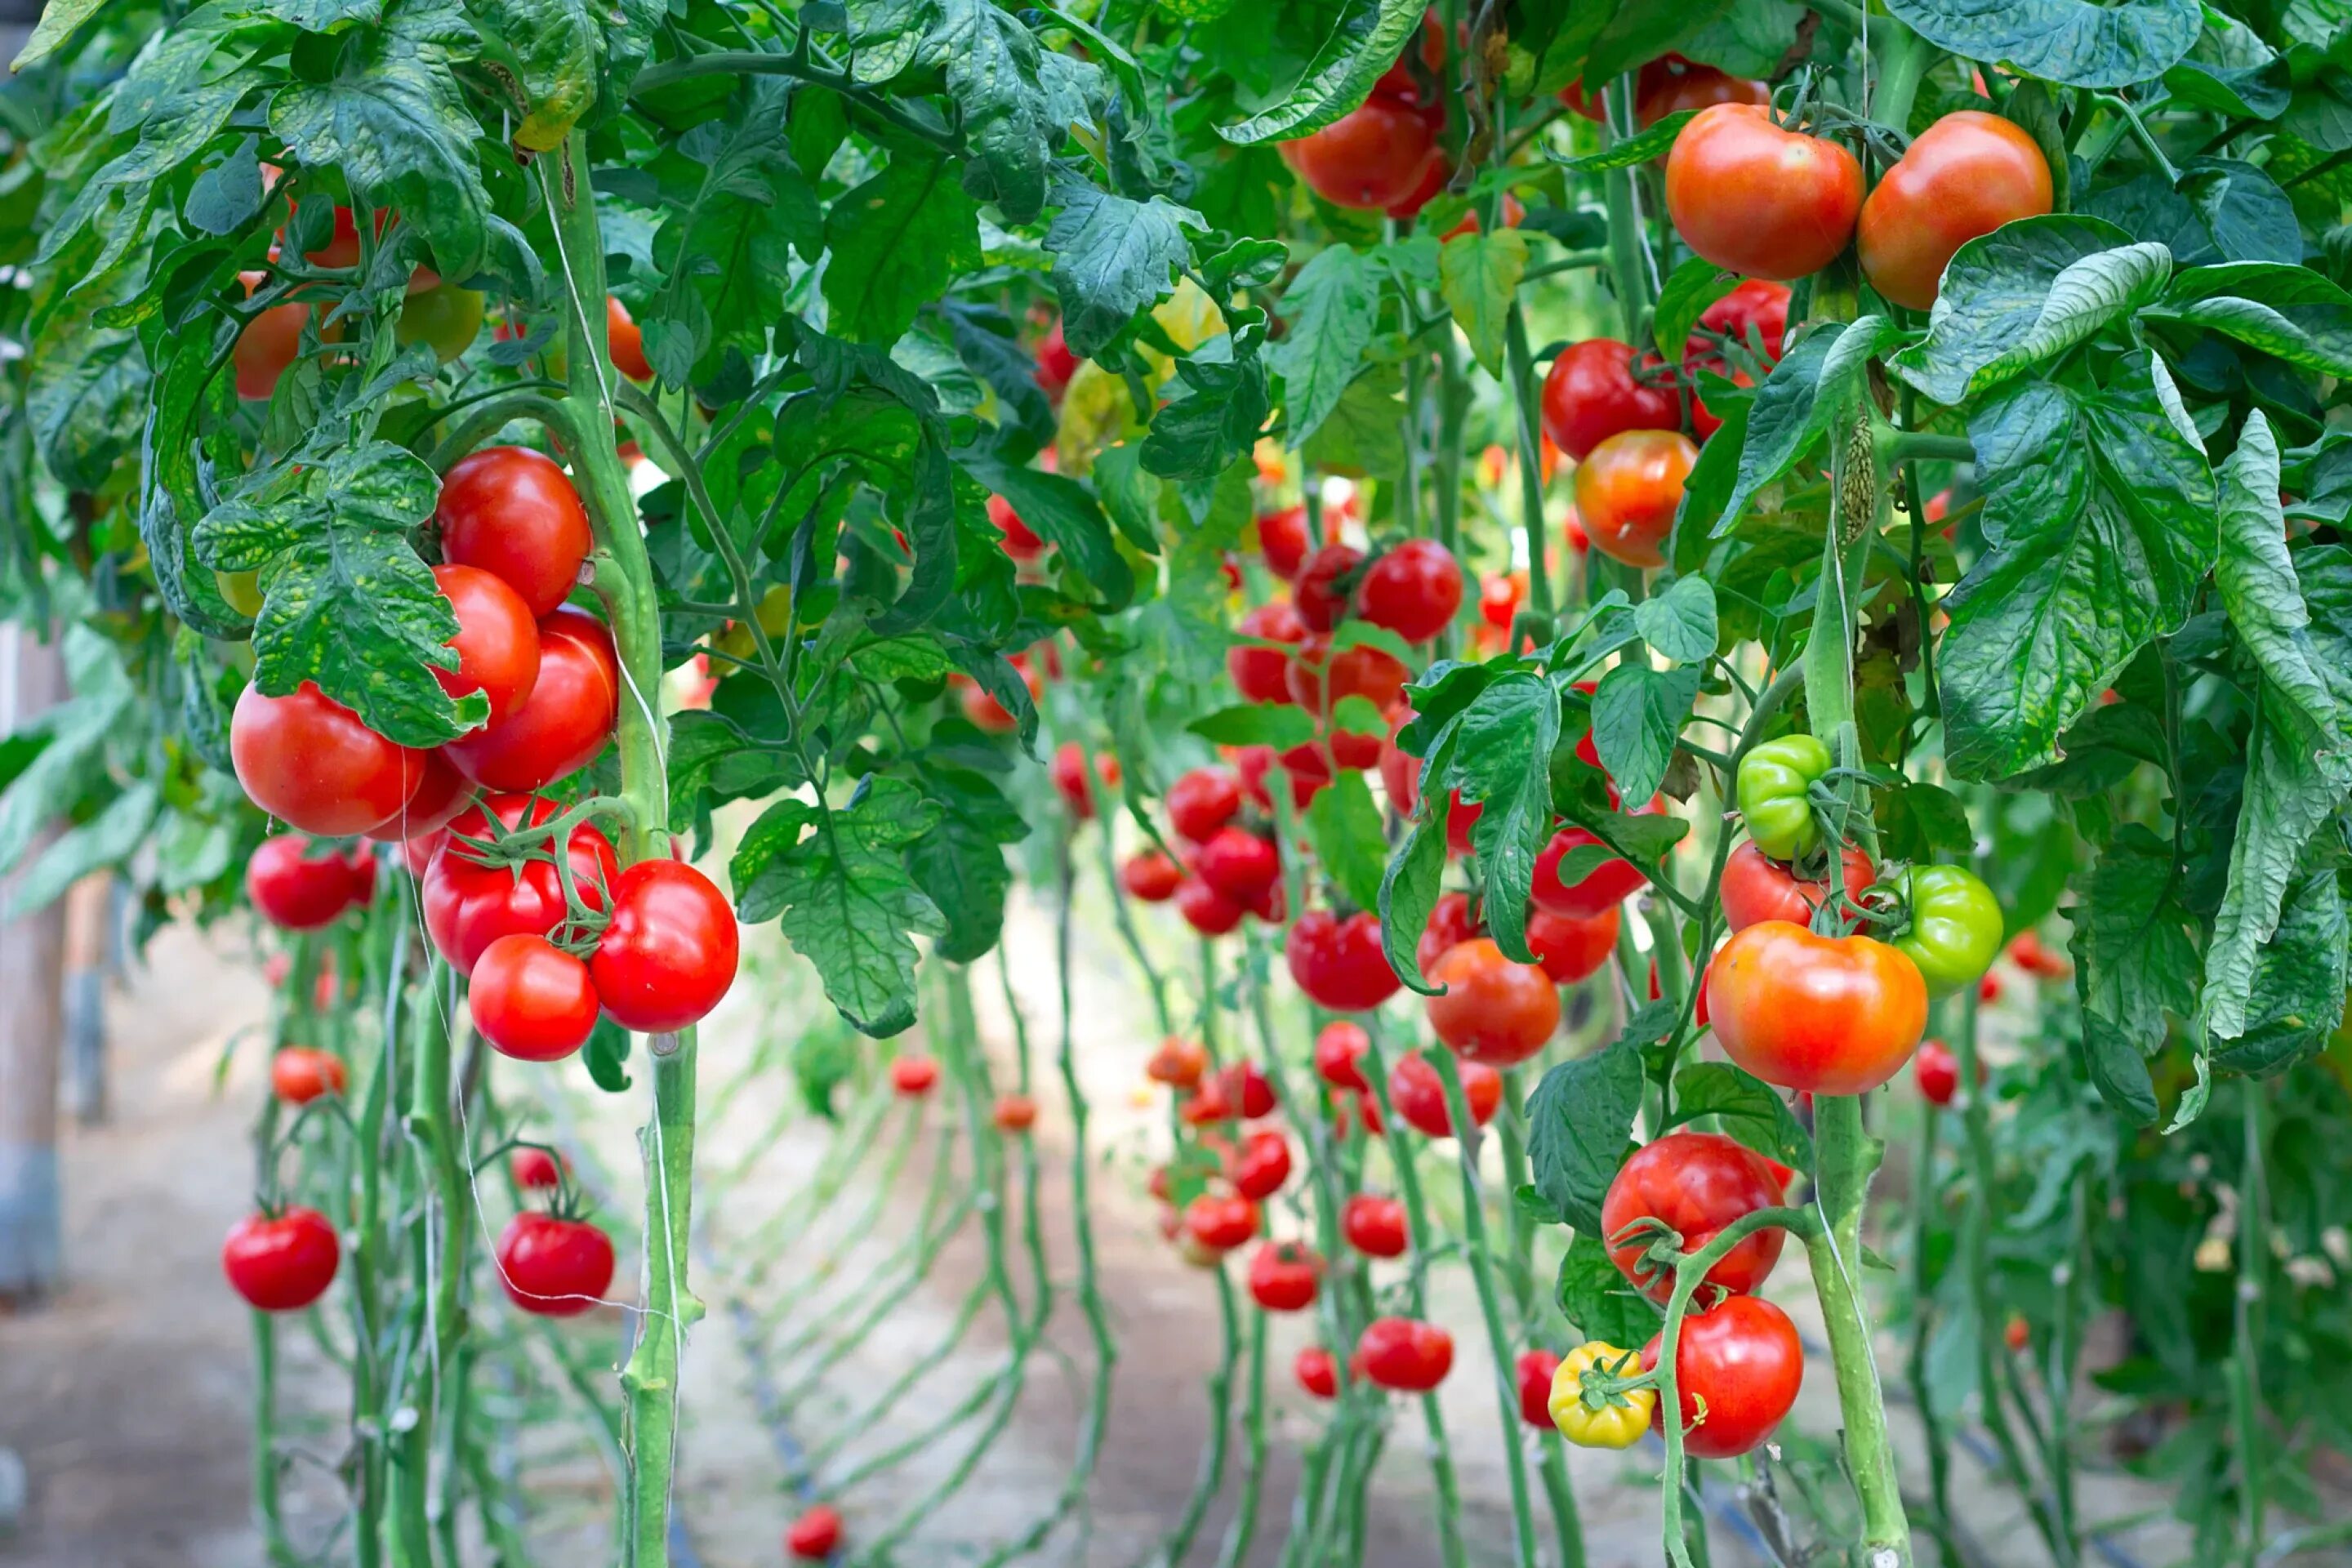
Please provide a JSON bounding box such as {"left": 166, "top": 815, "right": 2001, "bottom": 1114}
{"left": 1906, "top": 1092, "right": 1962, "bottom": 1567}
{"left": 1803, "top": 1096, "right": 1912, "bottom": 1566}
{"left": 1147, "top": 1272, "right": 1241, "bottom": 1568}
{"left": 1601, "top": 78, "right": 1656, "bottom": 345}
{"left": 1869, "top": 14, "right": 1931, "bottom": 136}
{"left": 1504, "top": 305, "right": 1557, "bottom": 628}
{"left": 1213, "top": 1304, "right": 1269, "bottom": 1568}
{"left": 2233, "top": 1085, "right": 2267, "bottom": 1566}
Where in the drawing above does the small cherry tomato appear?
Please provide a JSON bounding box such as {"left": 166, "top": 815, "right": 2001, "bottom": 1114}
{"left": 1175, "top": 877, "right": 1247, "bottom": 937}
{"left": 1516, "top": 1348, "right": 1562, "bottom": 1428}
{"left": 1542, "top": 341, "right": 1682, "bottom": 462}
{"left": 1665, "top": 104, "right": 1864, "bottom": 281}
{"left": 222, "top": 1206, "right": 341, "bottom": 1311}
{"left": 1642, "top": 1294, "right": 1803, "bottom": 1458}
{"left": 1192, "top": 826, "right": 1281, "bottom": 909}
{"left": 271, "top": 1046, "right": 346, "bottom": 1105}
{"left": 1050, "top": 742, "right": 1117, "bottom": 819}
{"left": 1230, "top": 601, "right": 1308, "bottom": 704}
{"left": 587, "top": 859, "right": 740, "bottom": 1034}
{"left": 1167, "top": 768, "right": 1245, "bottom": 843}
{"left": 1183, "top": 1192, "right": 1262, "bottom": 1253}
{"left": 1913, "top": 1038, "right": 1959, "bottom": 1106}
{"left": 1342, "top": 1193, "right": 1410, "bottom": 1258}
{"left": 1387, "top": 1050, "right": 1502, "bottom": 1138}
{"left": 1295, "top": 1347, "right": 1340, "bottom": 1399}
{"left": 786, "top": 1504, "right": 843, "bottom": 1561}
{"left": 1232, "top": 1129, "right": 1293, "bottom": 1200}
{"left": 994, "top": 1093, "right": 1039, "bottom": 1133}
{"left": 232, "top": 682, "right": 423, "bottom": 837}
{"left": 1286, "top": 908, "right": 1402, "bottom": 1012}
{"left": 1121, "top": 849, "right": 1184, "bottom": 902}
{"left": 1857, "top": 110, "right": 2053, "bottom": 311}
{"left": 1355, "top": 538, "right": 1463, "bottom": 644}
{"left": 1223, "top": 1059, "right": 1277, "bottom": 1120}
{"left": 496, "top": 1211, "right": 615, "bottom": 1317}
{"left": 1292, "top": 544, "right": 1363, "bottom": 632}
{"left": 1601, "top": 1131, "right": 1789, "bottom": 1303}
{"left": 1246, "top": 1241, "right": 1322, "bottom": 1312}
{"left": 1425, "top": 938, "right": 1561, "bottom": 1067}
{"left": 1314, "top": 1020, "right": 1370, "bottom": 1091}
{"left": 513, "top": 1148, "right": 566, "bottom": 1189}
{"left": 1355, "top": 1316, "right": 1454, "bottom": 1392}
{"left": 1705, "top": 921, "right": 1928, "bottom": 1095}
{"left": 470, "top": 933, "right": 600, "bottom": 1062}
{"left": 434, "top": 447, "right": 594, "bottom": 618}
{"left": 1034, "top": 319, "right": 1080, "bottom": 397}
{"left": 1146, "top": 1035, "right": 1209, "bottom": 1089}
{"left": 2004, "top": 1314, "right": 2030, "bottom": 1353}
{"left": 892, "top": 1056, "right": 940, "bottom": 1095}
{"left": 1573, "top": 430, "right": 1696, "bottom": 569}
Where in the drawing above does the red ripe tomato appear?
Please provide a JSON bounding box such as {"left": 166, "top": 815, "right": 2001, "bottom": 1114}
{"left": 1034, "top": 319, "right": 1080, "bottom": 397}
{"left": 1532, "top": 811, "right": 1656, "bottom": 919}
{"left": 1705, "top": 920, "right": 1929, "bottom": 1094}
{"left": 988, "top": 494, "right": 1046, "bottom": 562}
{"left": 1146, "top": 1035, "right": 1209, "bottom": 1089}
{"left": 2004, "top": 1314, "right": 2030, "bottom": 1353}
{"left": 1693, "top": 279, "right": 1791, "bottom": 367}
{"left": 1296, "top": 1347, "right": 1339, "bottom": 1399}
{"left": 1232, "top": 1129, "right": 1293, "bottom": 1200}
{"left": 1913, "top": 1037, "right": 1959, "bottom": 1105}
{"left": 1666, "top": 105, "right": 1864, "bottom": 281}
{"left": 1286, "top": 635, "right": 1408, "bottom": 717}
{"left": 232, "top": 681, "right": 423, "bottom": 836}
{"left": 1325, "top": 719, "right": 1383, "bottom": 772}
{"left": 604, "top": 296, "right": 653, "bottom": 382}
{"left": 470, "top": 933, "right": 600, "bottom": 1062}
{"left": 432, "top": 564, "right": 542, "bottom": 730}
{"left": 1120, "top": 849, "right": 1184, "bottom": 902}
{"left": 1635, "top": 60, "right": 1767, "bottom": 126}
{"left": 1641, "top": 1295, "right": 1803, "bottom": 1458}
{"left": 1542, "top": 341, "right": 1683, "bottom": 462}
{"left": 1292, "top": 544, "right": 1363, "bottom": 633}
{"left": 1050, "top": 742, "right": 1116, "bottom": 818}
{"left": 1978, "top": 973, "right": 2002, "bottom": 1004}
{"left": 1180, "top": 1072, "right": 1236, "bottom": 1127}
{"left": 1354, "top": 539, "right": 1463, "bottom": 643}
{"left": 786, "top": 1504, "right": 844, "bottom": 1561}
{"left": 1175, "top": 876, "right": 1247, "bottom": 936}
{"left": 1416, "top": 892, "right": 1482, "bottom": 975}
{"left": 496, "top": 1211, "right": 615, "bottom": 1317}
{"left": 1388, "top": 1050, "right": 1501, "bottom": 1138}
{"left": 1342, "top": 1193, "right": 1409, "bottom": 1258}
{"left": 1167, "top": 768, "right": 1244, "bottom": 843}
{"left": 956, "top": 666, "right": 1043, "bottom": 733}
{"left": 892, "top": 1055, "right": 939, "bottom": 1095}
{"left": 1192, "top": 826, "right": 1280, "bottom": 908}
{"left": 1246, "top": 1241, "right": 1322, "bottom": 1312}
{"left": 1372, "top": 11, "right": 1445, "bottom": 109}
{"left": 1281, "top": 100, "right": 1440, "bottom": 211}
{"left": 1230, "top": 600, "right": 1308, "bottom": 705}
{"left": 1235, "top": 742, "right": 1330, "bottom": 813}
{"left": 588, "top": 859, "right": 738, "bottom": 1034}
{"left": 1858, "top": 110, "right": 2053, "bottom": 311}
{"left": 2007, "top": 929, "right": 2070, "bottom": 978}
{"left": 234, "top": 273, "right": 313, "bottom": 401}
{"left": 1479, "top": 572, "right": 1524, "bottom": 631}
{"left": 1601, "top": 1130, "right": 1789, "bottom": 1303}
{"left": 247, "top": 835, "right": 372, "bottom": 929}
{"left": 1573, "top": 430, "right": 1696, "bottom": 569}
{"left": 1516, "top": 1349, "right": 1561, "bottom": 1428}
{"left": 1355, "top": 1317, "right": 1454, "bottom": 1392}
{"left": 271, "top": 1045, "right": 347, "bottom": 1105}
{"left": 222, "top": 1206, "right": 341, "bottom": 1311}
{"left": 1183, "top": 1192, "right": 1261, "bottom": 1253}
{"left": 301, "top": 204, "right": 370, "bottom": 268}
{"left": 363, "top": 750, "right": 472, "bottom": 844}
{"left": 1313, "top": 1020, "right": 1370, "bottom": 1091}
{"left": 443, "top": 610, "right": 616, "bottom": 792}
{"left": 1286, "top": 908, "right": 1401, "bottom": 1012}
{"left": 1424, "top": 938, "right": 1561, "bottom": 1066}
{"left": 1719, "top": 840, "right": 1877, "bottom": 931}
{"left": 994, "top": 1093, "right": 1039, "bottom": 1133}
{"left": 513, "top": 1147, "right": 565, "bottom": 1188}
{"left": 434, "top": 447, "right": 594, "bottom": 618}
{"left": 422, "top": 794, "right": 619, "bottom": 973}
{"left": 1529, "top": 903, "right": 1620, "bottom": 984}
{"left": 1256, "top": 506, "right": 1309, "bottom": 578}
{"left": 1222, "top": 1059, "right": 1277, "bottom": 1119}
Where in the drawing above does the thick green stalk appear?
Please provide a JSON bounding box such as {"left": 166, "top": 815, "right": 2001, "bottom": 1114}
{"left": 1213, "top": 1306, "right": 1269, "bottom": 1568}
{"left": 1503, "top": 305, "right": 1557, "bottom": 630}
{"left": 538, "top": 130, "right": 695, "bottom": 1568}
{"left": 1148, "top": 1272, "right": 1241, "bottom": 1568}
{"left": 1869, "top": 15, "right": 1931, "bottom": 136}
{"left": 1804, "top": 1096, "right": 1912, "bottom": 1566}
{"left": 2232, "top": 1085, "right": 2267, "bottom": 1566}
{"left": 1905, "top": 1094, "right": 1961, "bottom": 1566}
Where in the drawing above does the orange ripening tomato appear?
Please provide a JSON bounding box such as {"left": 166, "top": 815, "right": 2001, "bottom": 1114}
{"left": 1573, "top": 430, "right": 1696, "bottom": 569}
{"left": 1857, "top": 111, "right": 2053, "bottom": 311}
{"left": 1704, "top": 921, "right": 1928, "bottom": 1094}
{"left": 1424, "top": 938, "right": 1561, "bottom": 1066}
{"left": 1665, "top": 105, "right": 1864, "bottom": 281}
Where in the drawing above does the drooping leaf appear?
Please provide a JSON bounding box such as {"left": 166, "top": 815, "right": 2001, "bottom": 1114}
{"left": 1589, "top": 662, "right": 1699, "bottom": 808}
{"left": 1633, "top": 575, "right": 1717, "bottom": 665}
{"left": 1555, "top": 1231, "right": 1661, "bottom": 1346}
{"left": 1304, "top": 769, "right": 1388, "bottom": 915}
{"left": 1713, "top": 316, "right": 1902, "bottom": 534}
{"left": 2142, "top": 262, "right": 2352, "bottom": 376}
{"left": 1456, "top": 673, "right": 1561, "bottom": 964}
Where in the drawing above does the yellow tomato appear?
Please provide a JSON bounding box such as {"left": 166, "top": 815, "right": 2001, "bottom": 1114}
{"left": 1549, "top": 1341, "right": 1656, "bottom": 1449}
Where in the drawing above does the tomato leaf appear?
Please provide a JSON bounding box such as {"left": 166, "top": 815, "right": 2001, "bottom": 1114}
{"left": 1888, "top": 216, "right": 2163, "bottom": 408}
{"left": 1526, "top": 1037, "right": 1646, "bottom": 1236}
{"left": 1650, "top": 256, "right": 1738, "bottom": 367}
{"left": 1554, "top": 1231, "right": 1660, "bottom": 1347}
{"left": 1298, "top": 368, "right": 1406, "bottom": 483}
{"left": 1270, "top": 245, "right": 1381, "bottom": 449}
{"left": 1883, "top": 0, "right": 2199, "bottom": 90}
{"left": 2142, "top": 262, "right": 2352, "bottom": 376}
{"left": 1632, "top": 575, "right": 1717, "bottom": 666}
{"left": 1214, "top": 0, "right": 1430, "bottom": 145}
{"left": 5, "top": 778, "right": 159, "bottom": 918}
{"left": 1939, "top": 352, "right": 2216, "bottom": 780}
{"left": 0, "top": 630, "right": 134, "bottom": 881}
{"left": 1454, "top": 673, "right": 1560, "bottom": 964}
{"left": 734, "top": 778, "right": 948, "bottom": 1037}
{"left": 2214, "top": 414, "right": 2340, "bottom": 746}
{"left": 905, "top": 765, "right": 1029, "bottom": 964}
{"left": 2082, "top": 158, "right": 2302, "bottom": 268}
{"left": 1304, "top": 769, "right": 1388, "bottom": 915}
{"left": 1379, "top": 724, "right": 1457, "bottom": 994}
{"left": 1045, "top": 174, "right": 1205, "bottom": 359}
{"left": 1590, "top": 662, "right": 1698, "bottom": 808}
{"left": 960, "top": 454, "right": 1134, "bottom": 609}
{"left": 1141, "top": 350, "right": 1272, "bottom": 482}
{"left": 1437, "top": 229, "right": 1526, "bottom": 377}
{"left": 1546, "top": 109, "right": 1694, "bottom": 174}
{"left": 823, "top": 154, "right": 982, "bottom": 345}
{"left": 1668, "top": 1062, "right": 1813, "bottom": 1175}
{"left": 2068, "top": 827, "right": 2196, "bottom": 1123}
{"left": 1188, "top": 705, "right": 1317, "bottom": 749}
{"left": 1712, "top": 316, "right": 1901, "bottom": 537}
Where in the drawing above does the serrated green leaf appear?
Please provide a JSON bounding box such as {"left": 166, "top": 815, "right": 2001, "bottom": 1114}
{"left": 1044, "top": 172, "right": 1205, "bottom": 358}
{"left": 1590, "top": 662, "right": 1699, "bottom": 808}
{"left": 1438, "top": 229, "right": 1526, "bottom": 376}
{"left": 1527, "top": 1042, "right": 1645, "bottom": 1236}
{"left": 1456, "top": 673, "right": 1559, "bottom": 964}
{"left": 1216, "top": 0, "right": 1428, "bottom": 144}
{"left": 1270, "top": 245, "right": 1380, "bottom": 448}
{"left": 1714, "top": 317, "right": 1901, "bottom": 535}
{"left": 1555, "top": 1231, "right": 1662, "bottom": 1344}
{"left": 1189, "top": 703, "right": 1316, "bottom": 748}
{"left": 1668, "top": 1062, "right": 1813, "bottom": 1172}
{"left": 825, "top": 154, "right": 982, "bottom": 346}
{"left": 960, "top": 454, "right": 1134, "bottom": 608}
{"left": 1651, "top": 256, "right": 1737, "bottom": 365}
{"left": 1633, "top": 575, "right": 1717, "bottom": 664}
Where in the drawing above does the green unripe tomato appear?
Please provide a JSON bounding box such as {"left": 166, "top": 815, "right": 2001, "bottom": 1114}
{"left": 1892, "top": 864, "right": 2003, "bottom": 996}
{"left": 396, "top": 283, "right": 486, "bottom": 364}
{"left": 1735, "top": 735, "right": 1832, "bottom": 862}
